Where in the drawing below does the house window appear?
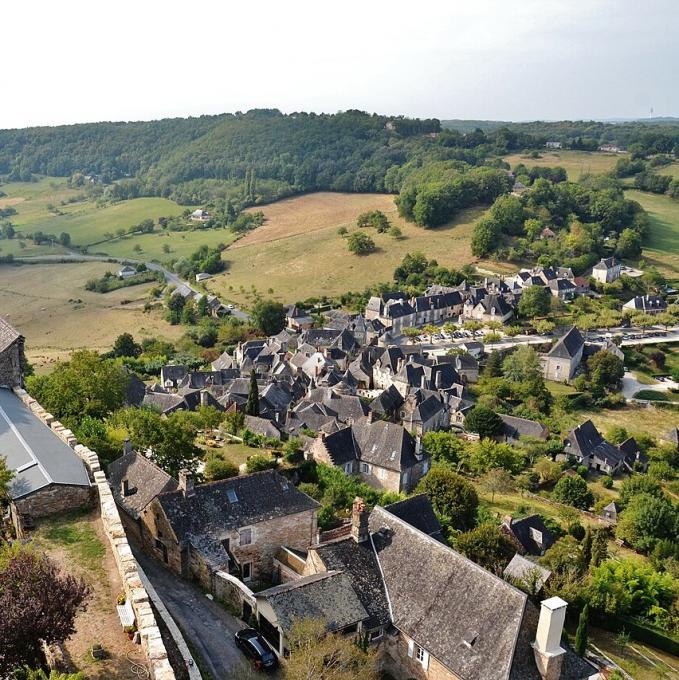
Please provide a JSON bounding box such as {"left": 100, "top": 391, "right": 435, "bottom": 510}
{"left": 360, "top": 462, "right": 372, "bottom": 474}
{"left": 344, "top": 462, "right": 352, "bottom": 474}
{"left": 241, "top": 561, "right": 252, "bottom": 582}
{"left": 416, "top": 646, "right": 426, "bottom": 663}
{"left": 407, "top": 639, "right": 429, "bottom": 669}
{"left": 239, "top": 527, "right": 253, "bottom": 546}
{"left": 529, "top": 527, "right": 543, "bottom": 547}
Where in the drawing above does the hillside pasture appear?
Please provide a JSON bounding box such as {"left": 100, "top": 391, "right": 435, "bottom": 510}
{"left": 206, "top": 192, "right": 507, "bottom": 305}
{"left": 626, "top": 190, "right": 679, "bottom": 276}
{"left": 0, "top": 262, "right": 182, "bottom": 369}
{"left": 503, "top": 150, "right": 622, "bottom": 180}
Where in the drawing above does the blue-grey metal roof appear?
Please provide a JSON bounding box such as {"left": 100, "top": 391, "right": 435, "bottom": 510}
{"left": 0, "top": 388, "right": 90, "bottom": 499}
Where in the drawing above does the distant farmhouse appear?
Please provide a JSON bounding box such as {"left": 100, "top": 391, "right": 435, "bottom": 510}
{"left": 190, "top": 208, "right": 209, "bottom": 221}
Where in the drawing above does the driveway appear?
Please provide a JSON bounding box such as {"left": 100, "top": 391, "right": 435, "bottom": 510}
{"left": 133, "top": 548, "right": 246, "bottom": 680}
{"left": 622, "top": 371, "right": 679, "bottom": 400}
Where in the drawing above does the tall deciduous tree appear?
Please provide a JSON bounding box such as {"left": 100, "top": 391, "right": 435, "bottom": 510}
{"left": 464, "top": 405, "right": 504, "bottom": 439}
{"left": 251, "top": 299, "right": 286, "bottom": 336}
{"left": 416, "top": 465, "right": 478, "bottom": 532}
{"left": 283, "top": 617, "right": 377, "bottom": 680}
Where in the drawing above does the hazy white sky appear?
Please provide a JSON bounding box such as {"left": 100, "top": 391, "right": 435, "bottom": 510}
{"left": 2, "top": 0, "right": 676, "bottom": 129}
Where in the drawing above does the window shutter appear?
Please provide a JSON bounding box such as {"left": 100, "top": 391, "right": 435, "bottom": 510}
{"left": 407, "top": 639, "right": 414, "bottom": 658}
{"left": 422, "top": 649, "right": 430, "bottom": 670}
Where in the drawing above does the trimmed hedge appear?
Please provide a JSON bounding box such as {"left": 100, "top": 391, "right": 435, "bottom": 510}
{"left": 591, "top": 611, "right": 679, "bottom": 656}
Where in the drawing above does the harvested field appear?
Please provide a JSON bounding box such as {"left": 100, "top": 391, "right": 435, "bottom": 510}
{"left": 0, "top": 262, "right": 182, "bottom": 369}
{"left": 503, "top": 150, "right": 622, "bottom": 180}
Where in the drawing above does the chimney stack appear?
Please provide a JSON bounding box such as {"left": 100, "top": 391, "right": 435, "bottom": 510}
{"left": 415, "top": 436, "right": 423, "bottom": 460}
{"left": 435, "top": 369, "right": 443, "bottom": 389}
{"left": 123, "top": 438, "right": 133, "bottom": 455}
{"left": 533, "top": 597, "right": 567, "bottom": 680}
{"left": 420, "top": 374, "right": 427, "bottom": 390}
{"left": 351, "top": 497, "right": 370, "bottom": 544}
{"left": 200, "top": 390, "right": 209, "bottom": 407}
{"left": 366, "top": 410, "right": 374, "bottom": 424}
{"left": 122, "top": 479, "right": 130, "bottom": 497}
{"left": 179, "top": 469, "right": 195, "bottom": 498}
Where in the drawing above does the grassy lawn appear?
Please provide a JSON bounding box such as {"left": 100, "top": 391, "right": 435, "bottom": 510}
{"left": 626, "top": 190, "right": 679, "bottom": 277}
{"left": 545, "top": 381, "right": 578, "bottom": 396}
{"left": 588, "top": 626, "right": 679, "bottom": 680}
{"left": 564, "top": 404, "right": 678, "bottom": 440}
{"left": 503, "top": 150, "right": 622, "bottom": 180}
{"left": 207, "top": 192, "right": 502, "bottom": 306}
{"left": 0, "top": 261, "right": 183, "bottom": 370}
{"left": 33, "top": 508, "right": 106, "bottom": 576}
{"left": 99, "top": 224, "right": 236, "bottom": 261}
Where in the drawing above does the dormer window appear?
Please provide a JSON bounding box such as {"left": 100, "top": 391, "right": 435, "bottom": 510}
{"left": 462, "top": 629, "right": 479, "bottom": 649}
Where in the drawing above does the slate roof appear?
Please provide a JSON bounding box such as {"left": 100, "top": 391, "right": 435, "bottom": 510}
{"left": 479, "top": 294, "right": 513, "bottom": 317}
{"left": 313, "top": 539, "right": 390, "bottom": 628}
{"left": 384, "top": 494, "right": 442, "bottom": 540}
{"left": 0, "top": 388, "right": 90, "bottom": 500}
{"left": 304, "top": 388, "right": 367, "bottom": 422}
{"left": 256, "top": 571, "right": 368, "bottom": 633}
{"left": 624, "top": 295, "right": 667, "bottom": 312}
{"left": 503, "top": 515, "right": 555, "bottom": 555}
{"left": 564, "top": 419, "right": 623, "bottom": 468}
{"left": 594, "top": 256, "right": 619, "bottom": 270}
{"left": 499, "top": 414, "right": 548, "bottom": 440}
{"left": 244, "top": 415, "right": 281, "bottom": 439}
{"left": 369, "top": 506, "right": 528, "bottom": 680}
{"left": 547, "top": 326, "right": 584, "bottom": 359}
{"left": 503, "top": 554, "right": 551, "bottom": 591}
{"left": 157, "top": 470, "right": 320, "bottom": 543}
{"left": 108, "top": 451, "right": 178, "bottom": 519}
{"left": 369, "top": 385, "right": 404, "bottom": 415}
{"left": 0, "top": 317, "right": 21, "bottom": 353}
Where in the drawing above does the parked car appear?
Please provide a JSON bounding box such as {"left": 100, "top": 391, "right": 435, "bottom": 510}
{"left": 235, "top": 628, "right": 278, "bottom": 671}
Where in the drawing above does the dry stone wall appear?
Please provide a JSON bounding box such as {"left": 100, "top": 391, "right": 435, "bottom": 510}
{"left": 12, "top": 388, "right": 177, "bottom": 680}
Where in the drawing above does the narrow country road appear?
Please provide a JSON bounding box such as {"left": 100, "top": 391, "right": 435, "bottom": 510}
{"left": 132, "top": 548, "right": 246, "bottom": 680}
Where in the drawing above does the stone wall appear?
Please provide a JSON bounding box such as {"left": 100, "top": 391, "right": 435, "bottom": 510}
{"left": 13, "top": 484, "right": 93, "bottom": 521}
{"left": 213, "top": 570, "right": 256, "bottom": 617}
{"left": 0, "top": 338, "right": 24, "bottom": 388}
{"left": 379, "top": 631, "right": 460, "bottom": 680}
{"left": 12, "top": 388, "right": 177, "bottom": 680}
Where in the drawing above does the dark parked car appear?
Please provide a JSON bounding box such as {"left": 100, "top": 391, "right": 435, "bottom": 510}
{"left": 235, "top": 628, "right": 278, "bottom": 671}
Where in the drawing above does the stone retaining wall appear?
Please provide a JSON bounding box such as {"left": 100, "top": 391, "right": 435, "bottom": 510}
{"left": 13, "top": 388, "right": 177, "bottom": 680}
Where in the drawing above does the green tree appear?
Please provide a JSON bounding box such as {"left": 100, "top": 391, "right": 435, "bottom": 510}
{"left": 517, "top": 285, "right": 551, "bottom": 318}
{"left": 25, "top": 350, "right": 129, "bottom": 422}
{"left": 590, "top": 528, "right": 608, "bottom": 568}
{"left": 574, "top": 604, "right": 589, "bottom": 657}
{"left": 422, "top": 431, "right": 464, "bottom": 465}
{"left": 245, "top": 370, "right": 259, "bottom": 416}
{"left": 246, "top": 454, "right": 278, "bottom": 473}
{"left": 347, "top": 231, "right": 376, "bottom": 255}
{"left": 203, "top": 456, "right": 239, "bottom": 481}
{"left": 471, "top": 217, "right": 501, "bottom": 257}
{"left": 464, "top": 439, "right": 524, "bottom": 475}
{"left": 456, "top": 523, "right": 515, "bottom": 573}
{"left": 615, "top": 228, "right": 642, "bottom": 258}
{"left": 111, "top": 332, "right": 142, "bottom": 358}
{"left": 464, "top": 405, "right": 504, "bottom": 439}
{"left": 581, "top": 526, "right": 592, "bottom": 567}
{"left": 588, "top": 350, "right": 624, "bottom": 394}
{"left": 283, "top": 617, "right": 377, "bottom": 680}
{"left": 0, "top": 456, "right": 14, "bottom": 500}
{"left": 251, "top": 299, "right": 286, "bottom": 336}
{"left": 502, "top": 345, "right": 542, "bottom": 382}
{"left": 552, "top": 475, "right": 594, "bottom": 510}
{"left": 619, "top": 475, "right": 663, "bottom": 506}
{"left": 480, "top": 468, "right": 515, "bottom": 502}
{"left": 416, "top": 465, "right": 478, "bottom": 532}
{"left": 615, "top": 493, "right": 678, "bottom": 553}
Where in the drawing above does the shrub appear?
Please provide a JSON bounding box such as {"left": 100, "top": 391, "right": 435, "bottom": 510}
{"left": 246, "top": 455, "right": 278, "bottom": 473}
{"left": 601, "top": 475, "right": 614, "bottom": 489}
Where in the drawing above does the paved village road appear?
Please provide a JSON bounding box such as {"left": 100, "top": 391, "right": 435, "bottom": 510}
{"left": 133, "top": 548, "right": 246, "bottom": 680}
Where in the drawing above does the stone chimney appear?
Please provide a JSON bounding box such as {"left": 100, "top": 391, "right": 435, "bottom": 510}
{"left": 366, "top": 410, "right": 374, "bottom": 424}
{"left": 178, "top": 469, "right": 195, "bottom": 498}
{"left": 415, "top": 435, "right": 423, "bottom": 460}
{"left": 532, "top": 597, "right": 568, "bottom": 680}
{"left": 435, "top": 370, "right": 443, "bottom": 389}
{"left": 397, "top": 357, "right": 404, "bottom": 372}
{"left": 122, "top": 479, "right": 130, "bottom": 497}
{"left": 123, "top": 438, "right": 133, "bottom": 455}
{"left": 420, "top": 374, "right": 427, "bottom": 389}
{"left": 200, "top": 390, "right": 209, "bottom": 407}
{"left": 350, "top": 497, "right": 370, "bottom": 544}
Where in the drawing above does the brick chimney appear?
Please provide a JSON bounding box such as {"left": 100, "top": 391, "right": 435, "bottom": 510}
{"left": 532, "top": 597, "right": 568, "bottom": 680}
{"left": 178, "top": 469, "right": 195, "bottom": 498}
{"left": 350, "top": 497, "right": 369, "bottom": 544}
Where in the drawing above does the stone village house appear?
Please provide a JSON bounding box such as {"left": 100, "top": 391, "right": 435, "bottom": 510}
{"left": 255, "top": 498, "right": 596, "bottom": 680}
{"left": 135, "top": 469, "right": 319, "bottom": 589}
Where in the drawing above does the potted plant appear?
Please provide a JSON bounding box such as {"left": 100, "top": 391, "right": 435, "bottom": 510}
{"left": 124, "top": 624, "right": 137, "bottom": 641}
{"left": 116, "top": 592, "right": 126, "bottom": 605}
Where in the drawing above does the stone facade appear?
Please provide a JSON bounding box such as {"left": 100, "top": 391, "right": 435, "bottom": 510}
{"left": 12, "top": 484, "right": 93, "bottom": 523}
{"left": 379, "top": 631, "right": 461, "bottom": 680}
{"left": 0, "top": 336, "right": 24, "bottom": 388}
{"left": 142, "top": 497, "right": 318, "bottom": 591}
{"left": 543, "top": 349, "right": 582, "bottom": 383}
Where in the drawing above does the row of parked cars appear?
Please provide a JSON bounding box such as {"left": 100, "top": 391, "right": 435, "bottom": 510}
{"left": 416, "top": 329, "right": 485, "bottom": 343}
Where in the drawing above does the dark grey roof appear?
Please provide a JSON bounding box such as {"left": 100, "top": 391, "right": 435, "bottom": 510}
{"left": 504, "top": 515, "right": 556, "bottom": 555}
{"left": 353, "top": 418, "right": 420, "bottom": 472}
{"left": 256, "top": 571, "right": 368, "bottom": 633}
{"left": 108, "top": 451, "right": 178, "bottom": 519}
{"left": 369, "top": 385, "right": 404, "bottom": 415}
{"left": 157, "top": 470, "right": 320, "bottom": 543}
{"left": 625, "top": 295, "right": 667, "bottom": 311}
{"left": 318, "top": 426, "right": 358, "bottom": 466}
{"left": 0, "top": 388, "right": 90, "bottom": 499}
{"left": 244, "top": 415, "right": 281, "bottom": 439}
{"left": 385, "top": 494, "right": 442, "bottom": 539}
{"left": 299, "top": 328, "right": 342, "bottom": 348}
{"left": 594, "top": 256, "right": 619, "bottom": 270}
{"left": 369, "top": 506, "right": 528, "bottom": 680}
{"left": 547, "top": 326, "right": 584, "bottom": 359}
{"left": 499, "top": 414, "right": 548, "bottom": 440}
{"left": 313, "top": 539, "right": 390, "bottom": 628}
{"left": 0, "top": 317, "right": 21, "bottom": 353}
{"left": 564, "top": 419, "right": 623, "bottom": 468}
{"left": 480, "top": 294, "right": 513, "bottom": 316}
{"left": 304, "top": 388, "right": 367, "bottom": 422}
{"left": 548, "top": 278, "right": 575, "bottom": 291}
